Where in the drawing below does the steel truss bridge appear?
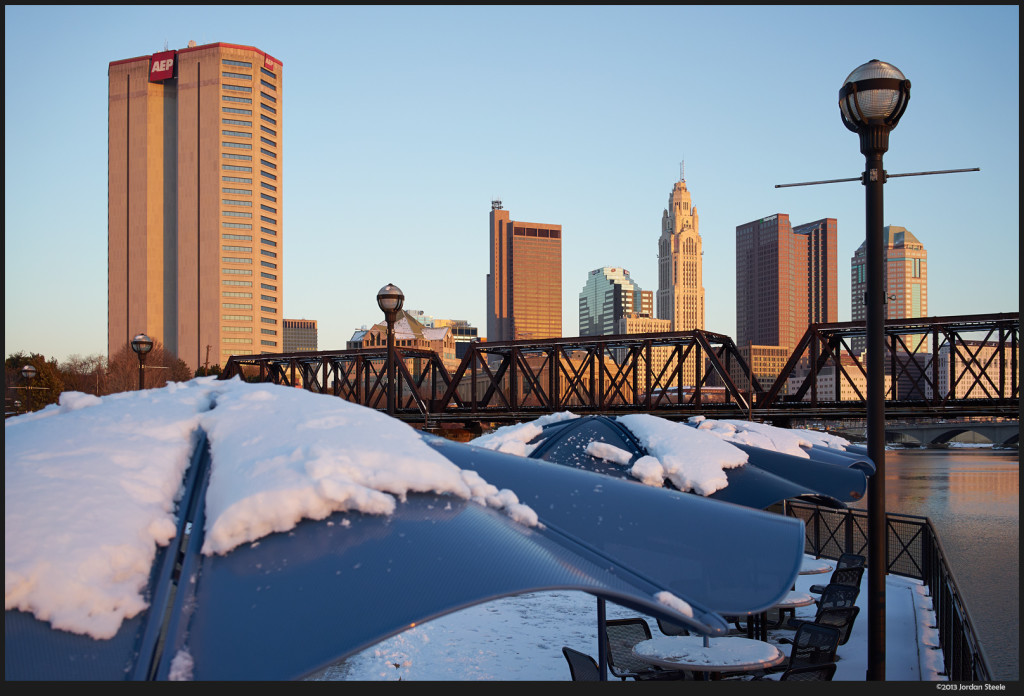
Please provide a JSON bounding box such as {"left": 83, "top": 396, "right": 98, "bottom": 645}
{"left": 221, "top": 312, "right": 1018, "bottom": 427}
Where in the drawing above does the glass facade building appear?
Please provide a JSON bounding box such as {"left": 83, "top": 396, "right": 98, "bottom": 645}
{"left": 579, "top": 267, "right": 653, "bottom": 337}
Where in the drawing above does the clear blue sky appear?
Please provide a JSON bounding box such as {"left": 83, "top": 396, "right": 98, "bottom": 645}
{"left": 5, "top": 5, "right": 1019, "bottom": 364}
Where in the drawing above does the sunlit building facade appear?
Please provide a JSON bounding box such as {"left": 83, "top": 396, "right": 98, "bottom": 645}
{"left": 735, "top": 214, "right": 838, "bottom": 351}
{"left": 851, "top": 225, "right": 928, "bottom": 354}
{"left": 657, "top": 172, "right": 704, "bottom": 332}
{"left": 486, "top": 200, "right": 562, "bottom": 342}
{"left": 283, "top": 319, "right": 317, "bottom": 352}
{"left": 108, "top": 42, "right": 283, "bottom": 372}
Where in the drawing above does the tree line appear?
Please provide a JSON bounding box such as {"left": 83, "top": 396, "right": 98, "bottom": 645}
{"left": 5, "top": 340, "right": 221, "bottom": 416}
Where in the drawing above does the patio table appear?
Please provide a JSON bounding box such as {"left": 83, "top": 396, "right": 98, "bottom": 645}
{"left": 633, "top": 635, "right": 785, "bottom": 680}
{"left": 800, "top": 558, "right": 833, "bottom": 575}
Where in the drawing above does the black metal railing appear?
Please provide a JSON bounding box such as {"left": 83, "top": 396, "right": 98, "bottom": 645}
{"left": 779, "top": 500, "right": 993, "bottom": 681}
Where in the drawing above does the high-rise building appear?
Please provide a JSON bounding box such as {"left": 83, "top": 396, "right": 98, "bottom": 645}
{"left": 108, "top": 42, "right": 283, "bottom": 372}
{"left": 657, "top": 168, "right": 704, "bottom": 332}
{"left": 283, "top": 319, "right": 317, "bottom": 352}
{"left": 486, "top": 199, "right": 562, "bottom": 342}
{"left": 579, "top": 267, "right": 653, "bottom": 337}
{"left": 850, "top": 225, "right": 928, "bottom": 353}
{"left": 735, "top": 214, "right": 838, "bottom": 351}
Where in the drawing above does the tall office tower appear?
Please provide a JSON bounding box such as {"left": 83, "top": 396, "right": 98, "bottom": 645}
{"left": 282, "top": 319, "right": 317, "bottom": 352}
{"left": 850, "top": 225, "right": 928, "bottom": 354}
{"left": 579, "top": 267, "right": 653, "bottom": 336}
{"left": 108, "top": 42, "right": 283, "bottom": 372}
{"left": 657, "top": 168, "right": 704, "bottom": 332}
{"left": 735, "top": 214, "right": 838, "bottom": 351}
{"left": 486, "top": 199, "right": 562, "bottom": 342}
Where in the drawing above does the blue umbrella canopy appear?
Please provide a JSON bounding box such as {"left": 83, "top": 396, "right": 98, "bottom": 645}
{"left": 6, "top": 429, "right": 805, "bottom": 681}
{"left": 523, "top": 415, "right": 873, "bottom": 509}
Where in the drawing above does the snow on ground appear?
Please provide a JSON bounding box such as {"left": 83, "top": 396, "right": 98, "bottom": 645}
{"left": 310, "top": 556, "right": 942, "bottom": 681}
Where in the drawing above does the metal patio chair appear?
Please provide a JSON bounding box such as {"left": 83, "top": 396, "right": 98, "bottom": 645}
{"left": 561, "top": 646, "right": 601, "bottom": 681}
{"left": 809, "top": 563, "right": 865, "bottom": 596}
{"left": 605, "top": 618, "right": 689, "bottom": 681}
{"left": 753, "top": 621, "right": 841, "bottom": 679}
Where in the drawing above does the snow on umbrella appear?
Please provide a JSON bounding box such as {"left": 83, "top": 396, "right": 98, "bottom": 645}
{"left": 5, "top": 379, "right": 805, "bottom": 681}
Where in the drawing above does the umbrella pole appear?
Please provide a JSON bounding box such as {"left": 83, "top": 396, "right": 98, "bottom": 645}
{"left": 597, "top": 597, "right": 609, "bottom": 681}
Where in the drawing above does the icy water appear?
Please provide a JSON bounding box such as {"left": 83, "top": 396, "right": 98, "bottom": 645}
{"left": 851, "top": 447, "right": 1019, "bottom": 681}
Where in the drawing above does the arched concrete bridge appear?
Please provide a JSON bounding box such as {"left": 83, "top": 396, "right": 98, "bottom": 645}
{"left": 835, "top": 420, "right": 1018, "bottom": 447}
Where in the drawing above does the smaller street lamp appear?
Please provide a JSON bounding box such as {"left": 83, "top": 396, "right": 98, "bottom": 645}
{"left": 376, "top": 284, "right": 405, "bottom": 416}
{"left": 131, "top": 333, "right": 154, "bottom": 391}
{"left": 21, "top": 364, "right": 37, "bottom": 381}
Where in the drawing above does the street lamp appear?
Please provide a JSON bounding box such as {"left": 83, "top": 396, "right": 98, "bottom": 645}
{"left": 840, "top": 59, "right": 910, "bottom": 682}
{"left": 131, "top": 333, "right": 154, "bottom": 391}
{"left": 21, "top": 364, "right": 37, "bottom": 381}
{"left": 376, "top": 284, "right": 405, "bottom": 416}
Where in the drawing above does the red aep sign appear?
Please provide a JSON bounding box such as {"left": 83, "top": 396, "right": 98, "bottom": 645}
{"left": 150, "top": 51, "right": 176, "bottom": 82}
{"left": 263, "top": 53, "right": 279, "bottom": 72}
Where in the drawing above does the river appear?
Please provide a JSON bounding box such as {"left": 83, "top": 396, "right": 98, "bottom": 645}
{"left": 849, "top": 447, "right": 1019, "bottom": 681}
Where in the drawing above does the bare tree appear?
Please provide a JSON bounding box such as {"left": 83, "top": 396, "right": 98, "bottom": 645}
{"left": 104, "top": 340, "right": 193, "bottom": 395}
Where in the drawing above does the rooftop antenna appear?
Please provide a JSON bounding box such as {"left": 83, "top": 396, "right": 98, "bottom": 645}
{"left": 491, "top": 197, "right": 503, "bottom": 210}
{"left": 679, "top": 159, "right": 685, "bottom": 182}
{"left": 163, "top": 40, "right": 169, "bottom": 51}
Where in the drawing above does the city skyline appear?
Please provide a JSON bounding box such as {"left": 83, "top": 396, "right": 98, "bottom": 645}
{"left": 4, "top": 6, "right": 1019, "bottom": 365}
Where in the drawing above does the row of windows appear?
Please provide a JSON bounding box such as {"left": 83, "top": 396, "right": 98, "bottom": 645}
{"left": 223, "top": 210, "right": 251, "bottom": 218}
{"left": 222, "top": 222, "right": 252, "bottom": 230}
{"left": 223, "top": 292, "right": 252, "bottom": 298}
{"left": 261, "top": 192, "right": 276, "bottom": 203}
{"left": 261, "top": 226, "right": 276, "bottom": 236}
{"left": 223, "top": 245, "right": 251, "bottom": 253}
{"left": 261, "top": 306, "right": 277, "bottom": 313}
{"left": 261, "top": 102, "right": 276, "bottom": 115}
{"left": 261, "top": 204, "right": 277, "bottom": 213}
{"left": 223, "top": 164, "right": 252, "bottom": 173}
{"left": 260, "top": 124, "right": 276, "bottom": 137}
{"left": 261, "top": 238, "right": 276, "bottom": 247}
{"left": 262, "top": 340, "right": 277, "bottom": 347}
{"left": 223, "top": 118, "right": 252, "bottom": 127}
{"left": 260, "top": 66, "right": 275, "bottom": 79}
{"left": 223, "top": 267, "right": 252, "bottom": 275}
{"left": 261, "top": 148, "right": 275, "bottom": 159}
{"left": 262, "top": 328, "right": 277, "bottom": 335}
{"left": 223, "top": 256, "right": 251, "bottom": 264}
{"left": 223, "top": 94, "right": 251, "bottom": 105}
{"left": 224, "top": 326, "right": 252, "bottom": 332}
{"left": 222, "top": 83, "right": 251, "bottom": 93}
{"left": 261, "top": 294, "right": 276, "bottom": 302}
{"left": 222, "top": 278, "right": 252, "bottom": 285}
{"left": 262, "top": 317, "right": 276, "bottom": 324}
{"left": 224, "top": 199, "right": 251, "bottom": 207}
{"left": 261, "top": 249, "right": 276, "bottom": 258}
{"left": 223, "top": 152, "right": 251, "bottom": 161}
{"left": 223, "top": 187, "right": 251, "bottom": 196}
{"left": 261, "top": 113, "right": 276, "bottom": 126}
{"left": 262, "top": 181, "right": 277, "bottom": 192}
{"left": 261, "top": 271, "right": 277, "bottom": 280}
{"left": 223, "top": 106, "right": 252, "bottom": 115}
{"left": 261, "top": 159, "right": 276, "bottom": 170}
{"left": 261, "top": 260, "right": 277, "bottom": 269}
{"left": 260, "top": 136, "right": 276, "bottom": 147}
{"left": 223, "top": 338, "right": 252, "bottom": 344}
{"left": 223, "top": 315, "right": 253, "bottom": 321}
{"left": 223, "top": 59, "right": 252, "bottom": 69}
{"left": 223, "top": 303, "right": 252, "bottom": 309}
{"left": 222, "top": 71, "right": 251, "bottom": 81}
{"left": 260, "top": 215, "right": 276, "bottom": 224}
{"left": 261, "top": 282, "right": 277, "bottom": 291}
{"left": 223, "top": 175, "right": 252, "bottom": 184}
{"left": 223, "top": 141, "right": 251, "bottom": 150}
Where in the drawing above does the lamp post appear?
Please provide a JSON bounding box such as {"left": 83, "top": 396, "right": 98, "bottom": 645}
{"left": 376, "top": 284, "right": 405, "bottom": 416}
{"left": 21, "top": 364, "right": 37, "bottom": 381}
{"left": 130, "top": 333, "right": 154, "bottom": 391}
{"left": 839, "top": 59, "right": 910, "bottom": 681}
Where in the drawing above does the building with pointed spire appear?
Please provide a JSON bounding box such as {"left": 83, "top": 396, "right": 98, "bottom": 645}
{"left": 657, "top": 164, "right": 704, "bottom": 333}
